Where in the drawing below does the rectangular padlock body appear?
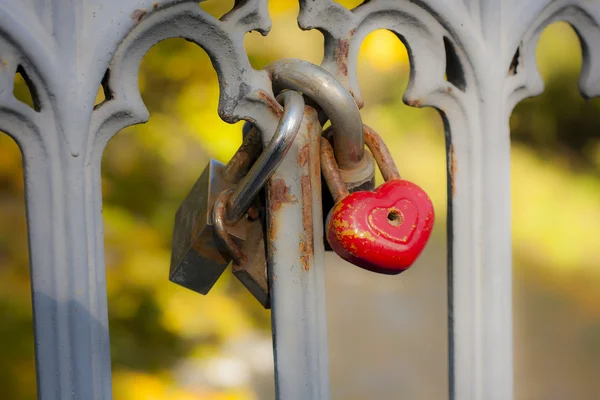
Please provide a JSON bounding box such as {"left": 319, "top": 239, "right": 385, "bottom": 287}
{"left": 232, "top": 217, "right": 270, "bottom": 309}
{"left": 170, "top": 160, "right": 248, "bottom": 294}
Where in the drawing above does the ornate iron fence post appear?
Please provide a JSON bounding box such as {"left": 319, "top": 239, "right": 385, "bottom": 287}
{"left": 0, "top": 1, "right": 599, "bottom": 399}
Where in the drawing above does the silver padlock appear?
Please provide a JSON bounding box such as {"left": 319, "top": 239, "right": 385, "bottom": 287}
{"left": 170, "top": 90, "right": 304, "bottom": 297}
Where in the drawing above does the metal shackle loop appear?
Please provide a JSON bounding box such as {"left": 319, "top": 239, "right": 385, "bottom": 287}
{"left": 225, "top": 90, "right": 305, "bottom": 224}
{"left": 321, "top": 125, "right": 400, "bottom": 203}
{"left": 264, "top": 59, "right": 364, "bottom": 171}
{"left": 213, "top": 189, "right": 247, "bottom": 265}
{"left": 363, "top": 125, "right": 400, "bottom": 182}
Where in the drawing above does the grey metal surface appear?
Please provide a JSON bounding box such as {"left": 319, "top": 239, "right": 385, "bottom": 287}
{"left": 0, "top": 1, "right": 599, "bottom": 400}
{"left": 266, "top": 109, "right": 330, "bottom": 400}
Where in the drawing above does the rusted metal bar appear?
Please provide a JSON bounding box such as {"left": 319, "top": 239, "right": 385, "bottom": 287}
{"left": 266, "top": 108, "right": 330, "bottom": 400}
{"left": 225, "top": 91, "right": 305, "bottom": 224}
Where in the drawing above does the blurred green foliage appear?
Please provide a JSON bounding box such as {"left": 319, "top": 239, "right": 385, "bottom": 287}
{"left": 0, "top": 1, "right": 598, "bottom": 398}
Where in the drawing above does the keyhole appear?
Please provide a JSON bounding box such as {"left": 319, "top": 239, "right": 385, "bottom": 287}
{"left": 387, "top": 210, "right": 403, "bottom": 227}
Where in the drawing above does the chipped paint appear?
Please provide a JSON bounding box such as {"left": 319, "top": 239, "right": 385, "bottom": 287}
{"left": 267, "top": 178, "right": 298, "bottom": 256}
{"left": 258, "top": 89, "right": 284, "bottom": 118}
{"left": 335, "top": 228, "right": 377, "bottom": 242}
{"left": 269, "top": 178, "right": 298, "bottom": 212}
{"left": 297, "top": 143, "right": 310, "bottom": 167}
{"left": 131, "top": 9, "right": 147, "bottom": 23}
{"left": 337, "top": 39, "right": 350, "bottom": 76}
{"left": 336, "top": 29, "right": 355, "bottom": 77}
{"left": 449, "top": 143, "right": 458, "bottom": 197}
{"left": 267, "top": 214, "right": 277, "bottom": 253}
{"left": 332, "top": 217, "right": 349, "bottom": 229}
{"left": 406, "top": 98, "right": 422, "bottom": 107}
{"left": 300, "top": 175, "right": 314, "bottom": 271}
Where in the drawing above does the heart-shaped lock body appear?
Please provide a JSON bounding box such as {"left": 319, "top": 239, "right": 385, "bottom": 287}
{"left": 321, "top": 126, "right": 435, "bottom": 274}
{"left": 326, "top": 179, "right": 434, "bottom": 274}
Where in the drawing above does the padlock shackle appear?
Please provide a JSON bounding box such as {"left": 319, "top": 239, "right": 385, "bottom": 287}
{"left": 213, "top": 189, "right": 246, "bottom": 266}
{"left": 320, "top": 137, "right": 349, "bottom": 203}
{"left": 225, "top": 90, "right": 305, "bottom": 224}
{"left": 363, "top": 125, "right": 401, "bottom": 182}
{"left": 321, "top": 125, "right": 401, "bottom": 203}
{"left": 222, "top": 127, "right": 262, "bottom": 184}
{"left": 265, "top": 59, "right": 364, "bottom": 171}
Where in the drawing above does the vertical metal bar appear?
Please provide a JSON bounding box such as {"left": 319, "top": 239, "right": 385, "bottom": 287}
{"left": 447, "top": 77, "right": 514, "bottom": 400}
{"left": 265, "top": 108, "right": 330, "bottom": 400}
{"left": 22, "top": 140, "right": 112, "bottom": 400}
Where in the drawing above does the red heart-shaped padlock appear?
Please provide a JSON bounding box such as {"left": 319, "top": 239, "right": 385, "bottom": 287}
{"left": 326, "top": 179, "right": 434, "bottom": 274}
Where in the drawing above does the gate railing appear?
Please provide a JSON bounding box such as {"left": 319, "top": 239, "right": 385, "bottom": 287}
{"left": 1, "top": 0, "right": 599, "bottom": 399}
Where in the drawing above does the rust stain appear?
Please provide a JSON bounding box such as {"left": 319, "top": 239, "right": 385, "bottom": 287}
{"left": 300, "top": 175, "right": 314, "bottom": 271}
{"left": 152, "top": 2, "right": 160, "bottom": 10}
{"left": 246, "top": 205, "right": 259, "bottom": 222}
{"left": 213, "top": 193, "right": 246, "bottom": 265}
{"left": 449, "top": 144, "right": 458, "bottom": 197}
{"left": 222, "top": 128, "right": 261, "bottom": 183}
{"left": 336, "top": 29, "right": 356, "bottom": 76}
{"left": 269, "top": 178, "right": 298, "bottom": 213}
{"left": 258, "top": 90, "right": 283, "bottom": 118}
{"left": 297, "top": 143, "right": 310, "bottom": 167}
{"left": 300, "top": 240, "right": 311, "bottom": 271}
{"left": 363, "top": 125, "right": 400, "bottom": 181}
{"left": 310, "top": 132, "right": 322, "bottom": 180}
{"left": 0, "top": 60, "right": 7, "bottom": 68}
{"left": 320, "top": 137, "right": 347, "bottom": 202}
{"left": 306, "top": 119, "right": 314, "bottom": 137}
{"left": 191, "top": 228, "right": 226, "bottom": 262}
{"left": 131, "top": 9, "right": 147, "bottom": 23}
{"left": 337, "top": 39, "right": 350, "bottom": 76}
{"left": 267, "top": 214, "right": 277, "bottom": 255}
{"left": 447, "top": 86, "right": 453, "bottom": 94}
{"left": 226, "top": 151, "right": 250, "bottom": 180}
{"left": 406, "top": 98, "right": 422, "bottom": 107}
{"left": 267, "top": 178, "right": 297, "bottom": 254}
{"left": 188, "top": 202, "right": 227, "bottom": 263}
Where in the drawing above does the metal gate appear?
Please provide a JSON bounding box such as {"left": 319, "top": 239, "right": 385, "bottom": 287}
{"left": 0, "top": 0, "right": 598, "bottom": 399}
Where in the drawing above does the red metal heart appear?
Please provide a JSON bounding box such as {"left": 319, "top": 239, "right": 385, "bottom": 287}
{"left": 326, "top": 179, "right": 435, "bottom": 274}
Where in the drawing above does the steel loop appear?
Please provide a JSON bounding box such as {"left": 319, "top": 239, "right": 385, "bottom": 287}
{"left": 213, "top": 189, "right": 246, "bottom": 265}
{"left": 225, "top": 90, "right": 305, "bottom": 224}
{"left": 265, "top": 59, "right": 364, "bottom": 170}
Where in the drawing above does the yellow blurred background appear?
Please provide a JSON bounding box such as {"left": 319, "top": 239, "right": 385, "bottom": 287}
{"left": 0, "top": 0, "right": 598, "bottom": 399}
